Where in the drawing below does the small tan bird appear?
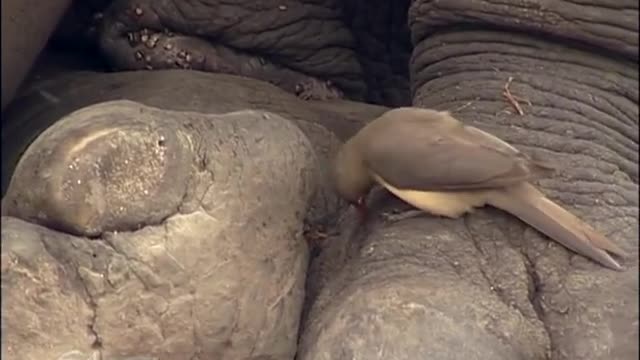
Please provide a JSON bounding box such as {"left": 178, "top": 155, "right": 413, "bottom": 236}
{"left": 332, "top": 107, "right": 625, "bottom": 270}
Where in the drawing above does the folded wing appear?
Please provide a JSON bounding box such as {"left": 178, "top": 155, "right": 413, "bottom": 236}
{"left": 362, "top": 120, "right": 549, "bottom": 191}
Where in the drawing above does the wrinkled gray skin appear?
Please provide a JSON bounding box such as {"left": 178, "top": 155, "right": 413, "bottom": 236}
{"left": 2, "top": 0, "right": 638, "bottom": 359}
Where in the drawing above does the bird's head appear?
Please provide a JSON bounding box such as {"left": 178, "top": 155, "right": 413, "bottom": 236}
{"left": 331, "top": 140, "right": 374, "bottom": 218}
{"left": 350, "top": 195, "right": 368, "bottom": 219}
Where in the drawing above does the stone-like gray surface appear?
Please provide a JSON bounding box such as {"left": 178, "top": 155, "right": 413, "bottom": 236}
{"left": 2, "top": 101, "right": 321, "bottom": 359}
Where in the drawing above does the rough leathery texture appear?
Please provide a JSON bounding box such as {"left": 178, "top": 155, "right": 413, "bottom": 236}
{"left": 300, "top": 213, "right": 551, "bottom": 360}
{"left": 410, "top": 30, "right": 638, "bottom": 360}
{"left": 48, "top": 0, "right": 417, "bottom": 106}
{"left": 299, "top": 7, "right": 637, "bottom": 360}
{"left": 2, "top": 101, "right": 318, "bottom": 359}
{"left": 409, "top": 0, "right": 639, "bottom": 60}
{"left": 2, "top": 2, "right": 637, "bottom": 359}
{"left": 1, "top": 70, "right": 388, "bottom": 198}
{"left": 1, "top": 218, "right": 97, "bottom": 360}
{"left": 412, "top": 31, "right": 638, "bottom": 183}
{"left": 98, "top": 0, "right": 366, "bottom": 100}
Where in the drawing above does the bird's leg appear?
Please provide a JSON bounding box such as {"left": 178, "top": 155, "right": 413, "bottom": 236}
{"left": 381, "top": 209, "right": 426, "bottom": 223}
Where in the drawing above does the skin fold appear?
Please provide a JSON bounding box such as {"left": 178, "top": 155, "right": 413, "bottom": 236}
{"left": 332, "top": 107, "right": 626, "bottom": 270}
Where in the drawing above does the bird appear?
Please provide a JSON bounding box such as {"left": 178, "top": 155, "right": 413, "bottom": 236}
{"left": 331, "top": 107, "right": 626, "bottom": 271}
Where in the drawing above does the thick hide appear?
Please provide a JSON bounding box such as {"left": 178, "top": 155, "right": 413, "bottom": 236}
{"left": 2, "top": 1, "right": 638, "bottom": 358}
{"left": 98, "top": 0, "right": 364, "bottom": 101}
{"left": 1, "top": 69, "right": 388, "bottom": 196}
{"left": 409, "top": 0, "right": 638, "bottom": 61}
{"left": 298, "top": 4, "right": 639, "bottom": 360}
{"left": 2, "top": 101, "right": 318, "bottom": 359}
{"left": 409, "top": 28, "right": 639, "bottom": 360}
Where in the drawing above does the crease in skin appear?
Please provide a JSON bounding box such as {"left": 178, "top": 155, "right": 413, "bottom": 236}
{"left": 332, "top": 107, "right": 627, "bottom": 271}
{"left": 414, "top": 2, "right": 638, "bottom": 37}
{"left": 416, "top": 38, "right": 637, "bottom": 81}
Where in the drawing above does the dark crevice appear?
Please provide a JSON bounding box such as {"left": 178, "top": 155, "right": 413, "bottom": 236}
{"left": 340, "top": 0, "right": 412, "bottom": 105}
{"left": 39, "top": 234, "right": 104, "bottom": 355}
{"left": 522, "top": 255, "right": 554, "bottom": 360}
{"left": 523, "top": 256, "right": 545, "bottom": 321}
{"left": 463, "top": 216, "right": 507, "bottom": 304}
{"left": 462, "top": 213, "right": 554, "bottom": 345}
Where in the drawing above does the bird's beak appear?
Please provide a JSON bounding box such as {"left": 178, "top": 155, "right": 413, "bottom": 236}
{"left": 352, "top": 196, "right": 368, "bottom": 221}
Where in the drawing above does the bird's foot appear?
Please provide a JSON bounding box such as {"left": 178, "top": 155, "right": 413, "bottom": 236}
{"left": 380, "top": 209, "right": 425, "bottom": 223}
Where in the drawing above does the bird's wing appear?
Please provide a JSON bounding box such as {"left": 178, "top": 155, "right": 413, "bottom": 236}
{"left": 362, "top": 121, "right": 552, "bottom": 191}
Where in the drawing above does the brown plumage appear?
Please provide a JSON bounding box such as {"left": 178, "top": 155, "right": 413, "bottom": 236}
{"left": 332, "top": 107, "right": 625, "bottom": 271}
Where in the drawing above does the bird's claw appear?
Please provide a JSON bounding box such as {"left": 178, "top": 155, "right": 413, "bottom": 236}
{"left": 380, "top": 209, "right": 425, "bottom": 223}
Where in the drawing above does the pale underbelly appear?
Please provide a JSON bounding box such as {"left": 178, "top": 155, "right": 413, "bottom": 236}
{"left": 373, "top": 175, "right": 491, "bottom": 218}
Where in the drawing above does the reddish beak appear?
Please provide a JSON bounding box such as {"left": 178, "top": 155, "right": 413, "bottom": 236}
{"left": 353, "top": 196, "right": 368, "bottom": 221}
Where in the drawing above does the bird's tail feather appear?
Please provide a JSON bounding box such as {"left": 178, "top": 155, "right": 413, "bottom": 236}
{"left": 488, "top": 183, "right": 625, "bottom": 271}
